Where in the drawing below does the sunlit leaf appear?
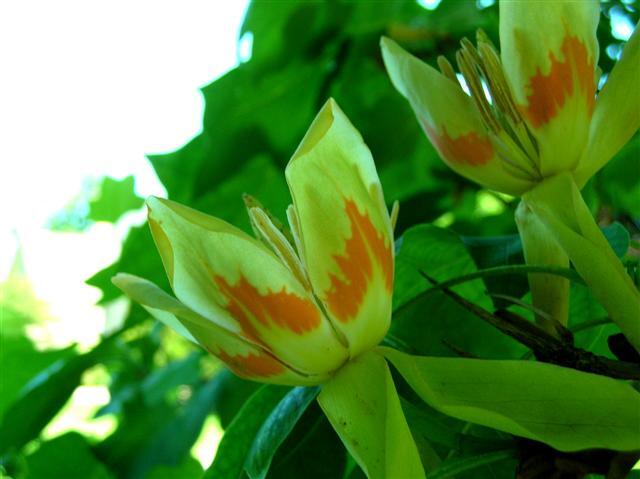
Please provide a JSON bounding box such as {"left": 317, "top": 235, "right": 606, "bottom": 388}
{"left": 383, "top": 348, "right": 640, "bottom": 452}
{"left": 89, "top": 176, "right": 144, "bottom": 223}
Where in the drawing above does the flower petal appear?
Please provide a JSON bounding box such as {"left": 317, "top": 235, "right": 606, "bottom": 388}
{"left": 500, "top": 0, "right": 600, "bottom": 175}
{"left": 381, "top": 37, "right": 533, "bottom": 196}
{"left": 112, "top": 273, "right": 319, "bottom": 385}
{"left": 145, "top": 197, "right": 349, "bottom": 376}
{"left": 574, "top": 24, "right": 640, "bottom": 187}
{"left": 285, "top": 99, "right": 394, "bottom": 358}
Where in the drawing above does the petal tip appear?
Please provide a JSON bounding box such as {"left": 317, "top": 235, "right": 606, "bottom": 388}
{"left": 289, "top": 99, "right": 338, "bottom": 162}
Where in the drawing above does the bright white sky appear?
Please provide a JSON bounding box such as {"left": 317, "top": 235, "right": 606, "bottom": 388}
{"left": 0, "top": 0, "right": 249, "bottom": 346}
{"left": 0, "top": 1, "right": 248, "bottom": 466}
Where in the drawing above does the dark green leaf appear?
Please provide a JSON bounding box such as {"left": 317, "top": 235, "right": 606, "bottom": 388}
{"left": 0, "top": 340, "right": 112, "bottom": 457}
{"left": 246, "top": 386, "right": 319, "bottom": 479}
{"left": 24, "top": 432, "right": 113, "bottom": 479}
{"left": 203, "top": 385, "right": 289, "bottom": 479}
{"left": 425, "top": 450, "right": 517, "bottom": 479}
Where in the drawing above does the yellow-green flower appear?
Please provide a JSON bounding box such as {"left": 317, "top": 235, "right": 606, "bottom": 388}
{"left": 113, "top": 99, "right": 424, "bottom": 478}
{"left": 381, "top": 0, "right": 640, "bottom": 348}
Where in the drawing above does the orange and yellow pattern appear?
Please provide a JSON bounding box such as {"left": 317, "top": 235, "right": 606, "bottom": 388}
{"left": 421, "top": 120, "right": 493, "bottom": 167}
{"left": 214, "top": 274, "right": 321, "bottom": 341}
{"left": 326, "top": 199, "right": 393, "bottom": 323}
{"left": 523, "top": 34, "right": 596, "bottom": 128}
{"left": 113, "top": 99, "right": 395, "bottom": 386}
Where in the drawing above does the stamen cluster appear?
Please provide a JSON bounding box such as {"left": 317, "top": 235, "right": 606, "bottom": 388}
{"left": 439, "top": 30, "right": 542, "bottom": 182}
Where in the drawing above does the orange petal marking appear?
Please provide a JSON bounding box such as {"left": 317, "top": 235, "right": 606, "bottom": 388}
{"left": 326, "top": 199, "right": 393, "bottom": 323}
{"left": 214, "top": 274, "right": 321, "bottom": 341}
{"left": 421, "top": 119, "right": 493, "bottom": 166}
{"left": 216, "top": 349, "right": 285, "bottom": 378}
{"left": 522, "top": 34, "right": 596, "bottom": 128}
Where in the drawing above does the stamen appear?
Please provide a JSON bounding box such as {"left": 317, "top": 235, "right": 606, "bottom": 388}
{"left": 456, "top": 48, "right": 500, "bottom": 134}
{"left": 249, "top": 207, "right": 311, "bottom": 291}
{"left": 437, "top": 55, "right": 459, "bottom": 85}
{"left": 451, "top": 31, "right": 543, "bottom": 180}
{"left": 390, "top": 201, "right": 400, "bottom": 233}
{"left": 286, "top": 205, "right": 308, "bottom": 274}
{"left": 243, "top": 194, "right": 264, "bottom": 240}
{"left": 243, "top": 194, "right": 295, "bottom": 246}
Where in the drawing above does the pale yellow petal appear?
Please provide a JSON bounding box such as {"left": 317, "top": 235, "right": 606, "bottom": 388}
{"left": 286, "top": 99, "right": 394, "bottom": 358}
{"left": 145, "top": 197, "right": 349, "bottom": 376}
{"left": 574, "top": 24, "right": 640, "bottom": 187}
{"left": 500, "top": 0, "right": 600, "bottom": 175}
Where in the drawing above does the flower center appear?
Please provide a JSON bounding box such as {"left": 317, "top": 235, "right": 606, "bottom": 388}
{"left": 439, "top": 30, "right": 543, "bottom": 183}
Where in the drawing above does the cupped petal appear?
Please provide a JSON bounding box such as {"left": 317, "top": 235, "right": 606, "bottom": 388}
{"left": 574, "top": 24, "right": 640, "bottom": 187}
{"left": 285, "top": 99, "right": 394, "bottom": 358}
{"left": 381, "top": 37, "right": 534, "bottom": 196}
{"left": 145, "top": 197, "right": 349, "bottom": 376}
{"left": 112, "top": 273, "right": 320, "bottom": 385}
{"left": 500, "top": 0, "right": 600, "bottom": 175}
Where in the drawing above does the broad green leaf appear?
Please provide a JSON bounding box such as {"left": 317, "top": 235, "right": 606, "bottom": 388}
{"left": 462, "top": 232, "right": 529, "bottom": 308}
{"left": 246, "top": 386, "right": 319, "bottom": 479}
{"left": 24, "top": 432, "right": 113, "bottom": 479}
{"left": 140, "top": 352, "right": 202, "bottom": 406}
{"left": 595, "top": 134, "right": 640, "bottom": 217}
{"left": 207, "top": 371, "right": 261, "bottom": 430}
{"left": 89, "top": 176, "right": 144, "bottom": 223}
{"left": 0, "top": 339, "right": 111, "bottom": 456}
{"left": 318, "top": 351, "right": 425, "bottom": 479}
{"left": 394, "top": 224, "right": 490, "bottom": 311}
{"left": 241, "top": 2, "right": 339, "bottom": 69}
{"left": 0, "top": 336, "right": 74, "bottom": 418}
{"left": 425, "top": 450, "right": 516, "bottom": 479}
{"left": 203, "top": 385, "right": 289, "bottom": 479}
{"left": 392, "top": 225, "right": 525, "bottom": 359}
{"left": 383, "top": 348, "right": 640, "bottom": 452}
{"left": 266, "top": 404, "right": 347, "bottom": 479}
{"left": 128, "top": 377, "right": 223, "bottom": 479}
{"left": 146, "top": 457, "right": 203, "bottom": 479}
{"left": 523, "top": 173, "right": 640, "bottom": 352}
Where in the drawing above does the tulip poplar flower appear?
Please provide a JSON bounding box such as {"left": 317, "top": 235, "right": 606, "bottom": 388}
{"left": 381, "top": 1, "right": 640, "bottom": 348}
{"left": 113, "top": 100, "right": 424, "bottom": 479}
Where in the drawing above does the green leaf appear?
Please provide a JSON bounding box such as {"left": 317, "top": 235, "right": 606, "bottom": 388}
{"left": 89, "top": 176, "right": 144, "bottom": 223}
{"left": 246, "top": 386, "right": 319, "bottom": 479}
{"left": 203, "top": 385, "right": 289, "bottom": 479}
{"left": 140, "top": 352, "right": 202, "bottom": 406}
{"left": 0, "top": 336, "right": 75, "bottom": 418}
{"left": 146, "top": 456, "right": 203, "bottom": 479}
{"left": 392, "top": 225, "right": 525, "bottom": 359}
{"left": 128, "top": 377, "right": 223, "bottom": 479}
{"left": 24, "top": 432, "right": 113, "bottom": 479}
{"left": 394, "top": 224, "right": 490, "bottom": 311}
{"left": 596, "top": 133, "right": 640, "bottom": 217}
{"left": 425, "top": 450, "right": 516, "bottom": 479}
{"left": 318, "top": 351, "right": 425, "bottom": 479}
{"left": 602, "top": 222, "right": 630, "bottom": 259}
{"left": 266, "top": 407, "right": 347, "bottom": 479}
{"left": 383, "top": 347, "right": 640, "bottom": 452}
{"left": 0, "top": 339, "right": 111, "bottom": 456}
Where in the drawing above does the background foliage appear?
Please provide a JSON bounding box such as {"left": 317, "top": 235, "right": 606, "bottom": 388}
{"left": 2, "top": 1, "right": 639, "bottom": 478}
